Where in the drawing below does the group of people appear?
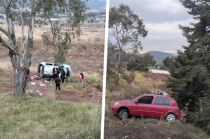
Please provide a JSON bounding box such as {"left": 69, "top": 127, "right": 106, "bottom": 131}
{"left": 54, "top": 67, "right": 70, "bottom": 91}
{"left": 54, "top": 67, "right": 84, "bottom": 91}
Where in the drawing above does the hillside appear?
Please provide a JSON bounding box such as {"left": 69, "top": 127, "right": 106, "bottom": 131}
{"left": 105, "top": 118, "right": 209, "bottom": 139}
{"left": 0, "top": 23, "right": 104, "bottom": 101}
{"left": 145, "top": 51, "right": 175, "bottom": 64}
{"left": 105, "top": 71, "right": 209, "bottom": 139}
{"left": 0, "top": 22, "right": 104, "bottom": 138}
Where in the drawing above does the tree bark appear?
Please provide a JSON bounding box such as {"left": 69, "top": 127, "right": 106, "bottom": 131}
{"left": 14, "top": 68, "right": 27, "bottom": 96}
{"left": 2, "top": 0, "right": 35, "bottom": 96}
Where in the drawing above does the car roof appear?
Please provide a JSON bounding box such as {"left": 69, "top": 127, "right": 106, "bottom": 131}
{"left": 142, "top": 93, "right": 171, "bottom": 98}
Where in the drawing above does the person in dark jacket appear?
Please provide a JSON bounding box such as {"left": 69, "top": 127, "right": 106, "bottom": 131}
{"left": 53, "top": 67, "right": 58, "bottom": 79}
{"left": 60, "top": 69, "right": 65, "bottom": 83}
{"left": 66, "top": 68, "right": 70, "bottom": 82}
{"left": 55, "top": 77, "right": 61, "bottom": 91}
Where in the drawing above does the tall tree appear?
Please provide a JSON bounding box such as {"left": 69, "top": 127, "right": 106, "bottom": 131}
{"left": 165, "top": 0, "right": 210, "bottom": 112}
{"left": 108, "top": 4, "right": 147, "bottom": 86}
{"left": 0, "top": 0, "right": 86, "bottom": 96}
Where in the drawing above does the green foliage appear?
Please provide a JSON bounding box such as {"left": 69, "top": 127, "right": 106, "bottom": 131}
{"left": 165, "top": 0, "right": 210, "bottom": 111}
{"left": 0, "top": 95, "right": 100, "bottom": 139}
{"left": 36, "top": 0, "right": 87, "bottom": 64}
{"left": 194, "top": 101, "right": 210, "bottom": 134}
{"left": 121, "top": 71, "right": 135, "bottom": 84}
{"left": 109, "top": 4, "right": 147, "bottom": 50}
{"left": 107, "top": 4, "right": 147, "bottom": 87}
{"left": 54, "top": 32, "right": 71, "bottom": 63}
{"left": 165, "top": 0, "right": 210, "bottom": 134}
{"left": 127, "top": 54, "right": 156, "bottom": 71}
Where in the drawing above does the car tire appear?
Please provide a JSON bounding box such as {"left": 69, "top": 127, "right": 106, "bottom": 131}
{"left": 118, "top": 109, "right": 129, "bottom": 120}
{"left": 166, "top": 113, "right": 176, "bottom": 122}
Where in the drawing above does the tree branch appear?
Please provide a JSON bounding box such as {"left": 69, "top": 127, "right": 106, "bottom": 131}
{"left": 0, "top": 27, "right": 10, "bottom": 38}
{"left": 0, "top": 36, "right": 18, "bottom": 55}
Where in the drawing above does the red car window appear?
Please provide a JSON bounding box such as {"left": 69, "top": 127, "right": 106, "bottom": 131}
{"left": 155, "top": 96, "right": 170, "bottom": 106}
{"left": 138, "top": 96, "right": 153, "bottom": 104}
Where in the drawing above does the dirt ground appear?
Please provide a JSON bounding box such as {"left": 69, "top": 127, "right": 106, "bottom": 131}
{"left": 0, "top": 23, "right": 104, "bottom": 104}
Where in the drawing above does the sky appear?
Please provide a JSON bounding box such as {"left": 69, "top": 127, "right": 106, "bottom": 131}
{"left": 109, "top": 0, "right": 195, "bottom": 54}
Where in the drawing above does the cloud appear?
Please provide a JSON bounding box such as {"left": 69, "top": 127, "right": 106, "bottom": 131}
{"left": 110, "top": 0, "right": 192, "bottom": 23}
{"left": 109, "top": 0, "right": 195, "bottom": 53}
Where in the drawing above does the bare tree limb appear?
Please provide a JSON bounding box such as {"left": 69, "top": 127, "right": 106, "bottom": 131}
{"left": 0, "top": 27, "right": 10, "bottom": 38}
{"left": 0, "top": 36, "right": 18, "bottom": 55}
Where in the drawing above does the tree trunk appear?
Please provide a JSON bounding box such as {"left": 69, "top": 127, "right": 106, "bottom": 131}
{"left": 115, "top": 47, "right": 122, "bottom": 86}
{"left": 14, "top": 68, "right": 27, "bottom": 96}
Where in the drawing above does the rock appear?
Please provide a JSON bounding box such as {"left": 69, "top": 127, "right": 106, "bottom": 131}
{"left": 30, "top": 82, "right": 36, "bottom": 85}
{"left": 39, "top": 83, "right": 46, "bottom": 87}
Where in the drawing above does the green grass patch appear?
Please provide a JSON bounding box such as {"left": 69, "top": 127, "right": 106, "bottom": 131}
{"left": 0, "top": 95, "right": 101, "bottom": 139}
{"left": 94, "top": 37, "right": 101, "bottom": 42}
{"left": 88, "top": 78, "right": 101, "bottom": 86}
{"left": 0, "top": 78, "right": 4, "bottom": 85}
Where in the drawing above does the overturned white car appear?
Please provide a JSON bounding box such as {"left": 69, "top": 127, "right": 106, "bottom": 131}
{"left": 38, "top": 62, "right": 71, "bottom": 78}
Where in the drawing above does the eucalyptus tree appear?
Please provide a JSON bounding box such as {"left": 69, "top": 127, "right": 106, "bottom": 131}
{"left": 108, "top": 4, "right": 147, "bottom": 86}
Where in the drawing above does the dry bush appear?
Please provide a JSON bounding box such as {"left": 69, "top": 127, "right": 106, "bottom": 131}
{"left": 122, "top": 71, "right": 135, "bottom": 84}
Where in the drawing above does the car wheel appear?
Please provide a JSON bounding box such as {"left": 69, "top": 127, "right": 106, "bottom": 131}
{"left": 118, "top": 109, "right": 129, "bottom": 120}
{"left": 166, "top": 113, "right": 176, "bottom": 122}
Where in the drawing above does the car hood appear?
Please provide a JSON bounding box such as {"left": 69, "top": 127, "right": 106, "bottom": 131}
{"left": 117, "top": 100, "right": 133, "bottom": 105}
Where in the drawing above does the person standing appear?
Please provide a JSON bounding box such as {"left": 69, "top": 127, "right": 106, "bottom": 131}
{"left": 53, "top": 67, "right": 58, "bottom": 79}
{"left": 55, "top": 77, "right": 61, "bottom": 91}
{"left": 60, "top": 69, "right": 66, "bottom": 83}
{"left": 78, "top": 73, "right": 84, "bottom": 88}
{"left": 66, "top": 68, "right": 70, "bottom": 82}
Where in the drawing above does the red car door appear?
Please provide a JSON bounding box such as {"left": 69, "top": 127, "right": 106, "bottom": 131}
{"left": 150, "top": 96, "right": 170, "bottom": 118}
{"left": 130, "top": 96, "right": 154, "bottom": 117}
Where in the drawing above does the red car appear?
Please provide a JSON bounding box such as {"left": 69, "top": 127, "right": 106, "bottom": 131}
{"left": 112, "top": 94, "right": 181, "bottom": 122}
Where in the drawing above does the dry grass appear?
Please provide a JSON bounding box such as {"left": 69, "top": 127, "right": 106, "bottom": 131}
{"left": 105, "top": 118, "right": 209, "bottom": 139}
{"left": 0, "top": 22, "right": 104, "bottom": 138}
{"left": 0, "top": 94, "right": 101, "bottom": 139}
{"left": 107, "top": 71, "right": 169, "bottom": 102}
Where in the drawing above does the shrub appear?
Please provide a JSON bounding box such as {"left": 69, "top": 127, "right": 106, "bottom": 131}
{"left": 122, "top": 71, "right": 135, "bottom": 84}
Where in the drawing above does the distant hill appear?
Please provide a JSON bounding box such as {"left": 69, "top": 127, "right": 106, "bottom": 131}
{"left": 144, "top": 51, "right": 175, "bottom": 64}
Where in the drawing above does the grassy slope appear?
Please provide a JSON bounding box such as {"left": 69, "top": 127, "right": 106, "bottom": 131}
{"left": 0, "top": 95, "right": 101, "bottom": 139}
{"left": 0, "top": 23, "right": 104, "bottom": 139}
{"left": 105, "top": 71, "right": 210, "bottom": 139}
{"left": 105, "top": 118, "right": 209, "bottom": 139}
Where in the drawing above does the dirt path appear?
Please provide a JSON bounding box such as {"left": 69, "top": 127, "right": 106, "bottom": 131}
{"left": 27, "top": 74, "right": 102, "bottom": 104}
